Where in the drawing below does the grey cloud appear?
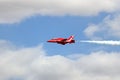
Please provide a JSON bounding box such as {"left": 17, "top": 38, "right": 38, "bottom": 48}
{"left": 0, "top": 40, "right": 120, "bottom": 80}
{"left": 0, "top": 0, "right": 120, "bottom": 23}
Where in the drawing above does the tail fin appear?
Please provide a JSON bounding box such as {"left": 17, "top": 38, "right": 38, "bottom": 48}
{"left": 66, "top": 35, "right": 74, "bottom": 42}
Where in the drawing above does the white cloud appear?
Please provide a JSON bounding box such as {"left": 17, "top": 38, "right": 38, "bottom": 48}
{"left": 0, "top": 40, "right": 16, "bottom": 53}
{"left": 84, "top": 24, "right": 101, "bottom": 40}
{"left": 84, "top": 14, "right": 120, "bottom": 39}
{"left": 1, "top": 40, "right": 120, "bottom": 80}
{"left": 0, "top": 0, "right": 120, "bottom": 23}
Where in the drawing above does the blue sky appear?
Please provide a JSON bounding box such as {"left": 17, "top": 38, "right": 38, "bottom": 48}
{"left": 0, "top": 13, "right": 110, "bottom": 55}
{"left": 0, "top": 0, "right": 120, "bottom": 80}
{"left": 0, "top": 13, "right": 120, "bottom": 55}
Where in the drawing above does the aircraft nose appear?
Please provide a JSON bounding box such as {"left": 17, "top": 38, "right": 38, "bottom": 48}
{"left": 47, "top": 40, "right": 50, "bottom": 42}
{"left": 47, "top": 40, "right": 52, "bottom": 42}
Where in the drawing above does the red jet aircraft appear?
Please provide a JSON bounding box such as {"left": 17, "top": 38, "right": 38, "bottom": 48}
{"left": 47, "top": 35, "right": 75, "bottom": 45}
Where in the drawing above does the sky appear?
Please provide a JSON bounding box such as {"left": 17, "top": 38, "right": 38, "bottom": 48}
{"left": 0, "top": 0, "right": 120, "bottom": 80}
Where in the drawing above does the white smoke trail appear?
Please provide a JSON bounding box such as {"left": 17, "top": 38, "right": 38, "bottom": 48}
{"left": 80, "top": 40, "right": 120, "bottom": 46}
